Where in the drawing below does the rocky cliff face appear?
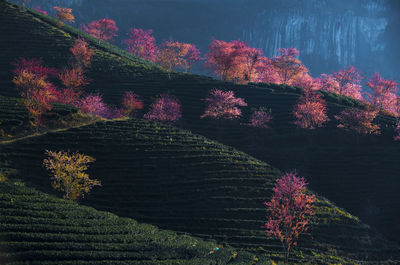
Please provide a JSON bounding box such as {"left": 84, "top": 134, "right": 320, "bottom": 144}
{"left": 241, "top": 0, "right": 391, "bottom": 76}
{"left": 15, "top": 0, "right": 400, "bottom": 78}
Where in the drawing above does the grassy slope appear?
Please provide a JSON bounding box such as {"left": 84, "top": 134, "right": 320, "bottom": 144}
{"left": 1, "top": 118, "right": 399, "bottom": 264}
{"left": 0, "top": 0, "right": 400, "bottom": 263}
{"left": 0, "top": 179, "right": 270, "bottom": 265}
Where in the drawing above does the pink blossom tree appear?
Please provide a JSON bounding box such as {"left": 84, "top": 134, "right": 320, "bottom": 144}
{"left": 263, "top": 172, "right": 315, "bottom": 263}
{"left": 201, "top": 89, "right": 247, "bottom": 120}
{"left": 78, "top": 94, "right": 107, "bottom": 117}
{"left": 205, "top": 39, "right": 263, "bottom": 83}
{"left": 83, "top": 19, "right": 118, "bottom": 43}
{"left": 34, "top": 6, "right": 48, "bottom": 15}
{"left": 122, "top": 91, "right": 143, "bottom": 117}
{"left": 331, "top": 66, "right": 363, "bottom": 99}
{"left": 122, "top": 28, "right": 158, "bottom": 62}
{"left": 247, "top": 109, "right": 273, "bottom": 129}
{"left": 144, "top": 94, "right": 182, "bottom": 123}
{"left": 254, "top": 58, "right": 281, "bottom": 84}
{"left": 366, "top": 72, "right": 398, "bottom": 115}
{"left": 272, "top": 48, "right": 308, "bottom": 85}
{"left": 334, "top": 108, "right": 380, "bottom": 135}
{"left": 293, "top": 90, "right": 329, "bottom": 129}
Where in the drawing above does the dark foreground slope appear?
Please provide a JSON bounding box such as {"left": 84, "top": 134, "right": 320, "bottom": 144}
{"left": 1, "top": 119, "right": 399, "bottom": 264}
{"left": 0, "top": 180, "right": 270, "bottom": 265}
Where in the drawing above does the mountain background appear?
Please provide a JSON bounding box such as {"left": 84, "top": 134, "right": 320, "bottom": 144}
{"left": 13, "top": 0, "right": 400, "bottom": 80}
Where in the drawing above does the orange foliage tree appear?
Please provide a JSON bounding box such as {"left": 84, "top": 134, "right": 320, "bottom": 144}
{"left": 53, "top": 6, "right": 74, "bottom": 27}
{"left": 43, "top": 150, "right": 101, "bottom": 201}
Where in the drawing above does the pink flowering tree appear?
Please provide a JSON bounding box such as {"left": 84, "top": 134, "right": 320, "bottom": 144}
{"left": 182, "top": 43, "right": 202, "bottom": 73}
{"left": 201, "top": 89, "right": 247, "bottom": 120}
{"left": 366, "top": 72, "right": 398, "bottom": 115}
{"left": 334, "top": 108, "right": 380, "bottom": 135}
{"left": 83, "top": 19, "right": 118, "bottom": 44}
{"left": 254, "top": 58, "right": 281, "bottom": 84}
{"left": 290, "top": 73, "right": 319, "bottom": 91}
{"left": 122, "top": 28, "right": 158, "bottom": 62}
{"left": 122, "top": 91, "right": 143, "bottom": 117}
{"left": 79, "top": 94, "right": 107, "bottom": 117}
{"left": 293, "top": 90, "right": 329, "bottom": 129}
{"left": 327, "top": 66, "right": 363, "bottom": 99}
{"left": 144, "top": 94, "right": 182, "bottom": 124}
{"left": 247, "top": 109, "right": 273, "bottom": 129}
{"left": 263, "top": 172, "right": 315, "bottom": 263}
{"left": 272, "top": 48, "right": 308, "bottom": 85}
{"left": 34, "top": 6, "right": 48, "bottom": 15}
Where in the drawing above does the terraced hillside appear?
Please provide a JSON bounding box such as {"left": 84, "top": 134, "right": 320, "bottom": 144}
{"left": 2, "top": 0, "right": 399, "bottom": 245}
{"left": 1, "top": 1, "right": 400, "bottom": 262}
{"left": 0, "top": 179, "right": 270, "bottom": 265}
{"left": 1, "top": 118, "right": 399, "bottom": 264}
{"left": 0, "top": 95, "right": 98, "bottom": 141}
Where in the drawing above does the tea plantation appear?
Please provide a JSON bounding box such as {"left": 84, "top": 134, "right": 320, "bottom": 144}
{"left": 1, "top": 0, "right": 400, "bottom": 264}
{"left": 0, "top": 179, "right": 273, "bottom": 265}
{"left": 1, "top": 119, "right": 399, "bottom": 264}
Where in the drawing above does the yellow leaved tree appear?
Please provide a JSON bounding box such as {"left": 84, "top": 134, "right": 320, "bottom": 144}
{"left": 43, "top": 150, "right": 101, "bottom": 201}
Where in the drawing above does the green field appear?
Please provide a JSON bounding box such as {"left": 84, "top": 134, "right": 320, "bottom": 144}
{"left": 1, "top": 0, "right": 400, "bottom": 264}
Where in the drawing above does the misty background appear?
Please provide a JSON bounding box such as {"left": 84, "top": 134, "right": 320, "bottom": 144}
{"left": 13, "top": 0, "right": 400, "bottom": 81}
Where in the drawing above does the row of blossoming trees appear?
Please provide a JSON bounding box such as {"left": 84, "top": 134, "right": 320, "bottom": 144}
{"left": 33, "top": 5, "right": 400, "bottom": 116}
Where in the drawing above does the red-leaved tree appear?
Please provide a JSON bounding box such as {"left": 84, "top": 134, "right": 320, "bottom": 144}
{"left": 122, "top": 91, "right": 143, "bottom": 117}
{"left": 247, "top": 109, "right": 273, "bottom": 129}
{"left": 293, "top": 90, "right": 329, "bottom": 129}
{"left": 122, "top": 28, "right": 158, "bottom": 62}
{"left": 334, "top": 108, "right": 380, "bottom": 135}
{"left": 201, "top": 89, "right": 247, "bottom": 120}
{"left": 272, "top": 48, "right": 308, "bottom": 85}
{"left": 12, "top": 58, "right": 58, "bottom": 126}
{"left": 263, "top": 172, "right": 316, "bottom": 263}
{"left": 83, "top": 19, "right": 118, "bottom": 43}
{"left": 144, "top": 94, "right": 182, "bottom": 123}
{"left": 366, "top": 72, "right": 398, "bottom": 115}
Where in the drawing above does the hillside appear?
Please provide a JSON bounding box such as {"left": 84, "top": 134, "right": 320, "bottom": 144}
{"left": 1, "top": 0, "right": 399, "bottom": 244}
{"left": 1, "top": 0, "right": 400, "bottom": 263}
{"left": 1, "top": 118, "right": 399, "bottom": 264}
{"left": 0, "top": 179, "right": 270, "bottom": 265}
